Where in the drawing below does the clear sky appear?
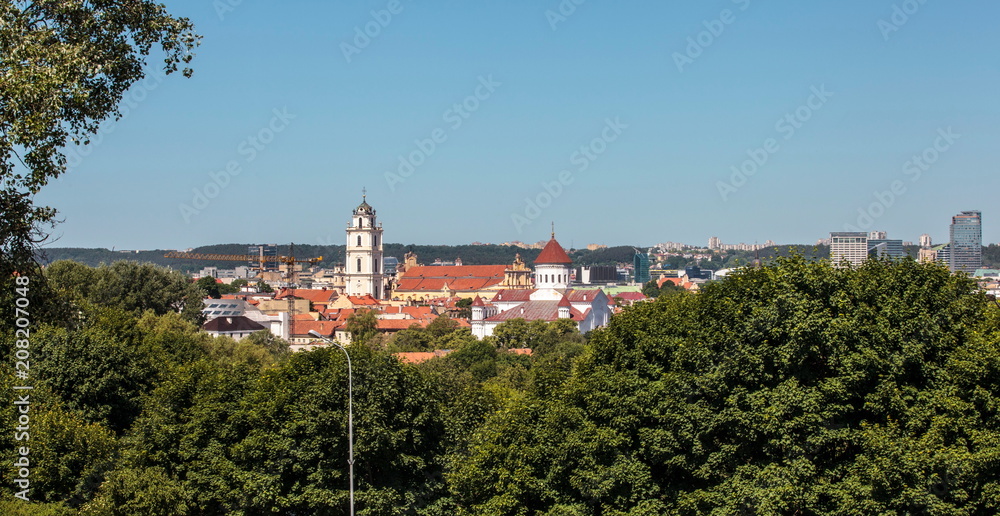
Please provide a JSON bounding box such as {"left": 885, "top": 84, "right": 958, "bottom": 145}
{"left": 36, "top": 0, "right": 1000, "bottom": 251}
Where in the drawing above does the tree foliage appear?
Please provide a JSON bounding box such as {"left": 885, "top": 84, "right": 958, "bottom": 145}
{"left": 448, "top": 257, "right": 1000, "bottom": 514}
{"left": 346, "top": 308, "right": 379, "bottom": 347}
{"left": 46, "top": 260, "right": 204, "bottom": 323}
{"left": 6, "top": 255, "right": 1000, "bottom": 514}
{"left": 0, "top": 1, "right": 198, "bottom": 283}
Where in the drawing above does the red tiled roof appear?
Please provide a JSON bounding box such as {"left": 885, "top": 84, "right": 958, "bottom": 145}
{"left": 274, "top": 288, "right": 338, "bottom": 304}
{"left": 394, "top": 349, "right": 454, "bottom": 364}
{"left": 658, "top": 277, "right": 683, "bottom": 288}
{"left": 382, "top": 306, "right": 436, "bottom": 319}
{"left": 347, "top": 295, "right": 380, "bottom": 306}
{"left": 535, "top": 238, "right": 572, "bottom": 264}
{"left": 614, "top": 292, "right": 648, "bottom": 301}
{"left": 491, "top": 289, "right": 535, "bottom": 303}
{"left": 472, "top": 295, "right": 485, "bottom": 307}
{"left": 290, "top": 320, "right": 343, "bottom": 337}
{"left": 486, "top": 301, "right": 584, "bottom": 322}
{"left": 377, "top": 319, "right": 429, "bottom": 331}
{"left": 557, "top": 295, "right": 572, "bottom": 307}
{"left": 565, "top": 289, "right": 605, "bottom": 303}
{"left": 396, "top": 265, "right": 507, "bottom": 292}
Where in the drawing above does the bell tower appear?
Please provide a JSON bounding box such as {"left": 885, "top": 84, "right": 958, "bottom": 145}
{"left": 345, "top": 190, "right": 385, "bottom": 299}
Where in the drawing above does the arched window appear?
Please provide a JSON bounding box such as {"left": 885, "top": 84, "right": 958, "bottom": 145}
{"left": 357, "top": 235, "right": 362, "bottom": 247}
{"left": 357, "top": 258, "right": 362, "bottom": 272}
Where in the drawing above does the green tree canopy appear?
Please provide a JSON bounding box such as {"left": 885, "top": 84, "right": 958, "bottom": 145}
{"left": 449, "top": 257, "right": 1000, "bottom": 514}
{"left": 346, "top": 308, "right": 379, "bottom": 347}
{"left": 46, "top": 260, "right": 204, "bottom": 323}
{"left": 1, "top": 1, "right": 198, "bottom": 282}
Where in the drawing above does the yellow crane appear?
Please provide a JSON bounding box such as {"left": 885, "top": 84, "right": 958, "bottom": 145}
{"left": 165, "top": 244, "right": 323, "bottom": 284}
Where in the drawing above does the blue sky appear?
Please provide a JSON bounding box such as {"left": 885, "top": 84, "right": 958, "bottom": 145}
{"left": 37, "top": 0, "right": 1000, "bottom": 250}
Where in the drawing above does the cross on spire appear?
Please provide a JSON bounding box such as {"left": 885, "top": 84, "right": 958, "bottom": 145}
{"left": 551, "top": 221, "right": 555, "bottom": 239}
{"left": 362, "top": 187, "right": 367, "bottom": 201}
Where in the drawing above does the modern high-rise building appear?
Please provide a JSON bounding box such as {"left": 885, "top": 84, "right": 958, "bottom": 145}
{"left": 248, "top": 244, "right": 279, "bottom": 272}
{"left": 633, "top": 250, "right": 650, "bottom": 285}
{"left": 831, "top": 231, "right": 905, "bottom": 266}
{"left": 949, "top": 210, "right": 982, "bottom": 274}
{"left": 919, "top": 234, "right": 932, "bottom": 248}
{"left": 867, "top": 238, "right": 905, "bottom": 260}
{"left": 830, "top": 232, "right": 869, "bottom": 267}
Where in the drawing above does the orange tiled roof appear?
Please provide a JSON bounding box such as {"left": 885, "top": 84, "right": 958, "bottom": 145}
{"left": 565, "top": 289, "right": 604, "bottom": 303}
{"left": 323, "top": 308, "right": 357, "bottom": 321}
{"left": 377, "top": 319, "right": 429, "bottom": 331}
{"left": 289, "top": 320, "right": 343, "bottom": 337}
{"left": 658, "top": 277, "right": 683, "bottom": 288}
{"left": 396, "top": 265, "right": 507, "bottom": 292}
{"left": 347, "top": 295, "right": 380, "bottom": 306}
{"left": 491, "top": 289, "right": 535, "bottom": 303}
{"left": 394, "top": 349, "right": 453, "bottom": 364}
{"left": 383, "top": 305, "right": 436, "bottom": 319}
{"left": 274, "top": 288, "right": 338, "bottom": 304}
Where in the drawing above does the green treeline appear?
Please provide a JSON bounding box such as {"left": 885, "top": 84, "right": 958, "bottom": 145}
{"left": 3, "top": 256, "right": 1000, "bottom": 514}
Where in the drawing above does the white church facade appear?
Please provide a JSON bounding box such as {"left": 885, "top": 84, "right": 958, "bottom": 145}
{"left": 470, "top": 235, "right": 612, "bottom": 340}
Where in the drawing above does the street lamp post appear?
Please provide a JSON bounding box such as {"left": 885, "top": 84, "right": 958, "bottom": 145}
{"left": 308, "top": 330, "right": 354, "bottom": 516}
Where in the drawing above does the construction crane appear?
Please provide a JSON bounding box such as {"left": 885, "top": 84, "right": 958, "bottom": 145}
{"left": 165, "top": 244, "right": 324, "bottom": 286}
{"left": 164, "top": 246, "right": 322, "bottom": 270}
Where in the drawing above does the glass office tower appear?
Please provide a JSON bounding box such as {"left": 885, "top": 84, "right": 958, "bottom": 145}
{"left": 633, "top": 250, "right": 650, "bottom": 285}
{"left": 949, "top": 210, "right": 982, "bottom": 274}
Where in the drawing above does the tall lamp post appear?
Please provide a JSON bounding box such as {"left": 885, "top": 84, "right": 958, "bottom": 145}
{"left": 308, "top": 330, "right": 354, "bottom": 516}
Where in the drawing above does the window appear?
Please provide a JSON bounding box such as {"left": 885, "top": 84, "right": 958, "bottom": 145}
{"left": 357, "top": 235, "right": 362, "bottom": 247}
{"left": 357, "top": 258, "right": 362, "bottom": 272}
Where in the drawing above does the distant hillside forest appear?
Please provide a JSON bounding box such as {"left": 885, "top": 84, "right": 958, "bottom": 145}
{"left": 34, "top": 243, "right": 1000, "bottom": 274}
{"left": 35, "top": 244, "right": 635, "bottom": 273}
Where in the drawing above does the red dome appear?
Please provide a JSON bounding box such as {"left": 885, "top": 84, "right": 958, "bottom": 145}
{"left": 534, "top": 238, "right": 572, "bottom": 264}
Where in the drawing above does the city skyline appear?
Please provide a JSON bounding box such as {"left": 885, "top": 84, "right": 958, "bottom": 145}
{"left": 32, "top": 1, "right": 1000, "bottom": 250}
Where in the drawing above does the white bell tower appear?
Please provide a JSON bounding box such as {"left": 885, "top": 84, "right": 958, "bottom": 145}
{"left": 345, "top": 190, "right": 385, "bottom": 299}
